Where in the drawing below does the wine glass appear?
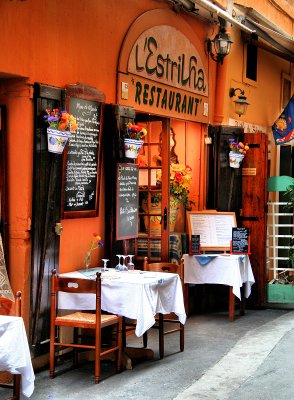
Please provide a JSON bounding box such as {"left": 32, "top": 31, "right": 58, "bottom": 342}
{"left": 101, "top": 258, "right": 109, "bottom": 271}
{"left": 115, "top": 255, "right": 123, "bottom": 271}
{"left": 120, "top": 255, "right": 128, "bottom": 271}
{"left": 127, "top": 255, "right": 135, "bottom": 270}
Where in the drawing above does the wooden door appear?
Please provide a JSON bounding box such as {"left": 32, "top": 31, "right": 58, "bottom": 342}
{"left": 242, "top": 132, "right": 268, "bottom": 306}
{"left": 135, "top": 116, "right": 170, "bottom": 264}
{"left": 30, "top": 83, "right": 65, "bottom": 355}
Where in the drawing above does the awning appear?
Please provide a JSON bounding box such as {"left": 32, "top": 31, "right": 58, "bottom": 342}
{"left": 272, "top": 96, "right": 294, "bottom": 145}
{"left": 235, "top": 5, "right": 294, "bottom": 62}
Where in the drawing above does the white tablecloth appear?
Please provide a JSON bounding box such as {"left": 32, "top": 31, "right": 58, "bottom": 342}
{"left": 0, "top": 316, "right": 35, "bottom": 397}
{"left": 183, "top": 254, "right": 255, "bottom": 299}
{"left": 58, "top": 269, "right": 186, "bottom": 337}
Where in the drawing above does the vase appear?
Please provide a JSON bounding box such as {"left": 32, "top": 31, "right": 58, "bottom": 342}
{"left": 142, "top": 196, "right": 180, "bottom": 234}
{"left": 124, "top": 138, "right": 144, "bottom": 159}
{"left": 229, "top": 151, "right": 245, "bottom": 168}
{"left": 47, "top": 128, "right": 70, "bottom": 154}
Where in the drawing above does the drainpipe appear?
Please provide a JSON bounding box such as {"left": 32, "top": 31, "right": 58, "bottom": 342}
{"left": 213, "top": 0, "right": 233, "bottom": 125}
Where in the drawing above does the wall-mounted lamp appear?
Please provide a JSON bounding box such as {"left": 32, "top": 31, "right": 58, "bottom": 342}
{"left": 229, "top": 88, "right": 250, "bottom": 117}
{"left": 207, "top": 26, "right": 233, "bottom": 64}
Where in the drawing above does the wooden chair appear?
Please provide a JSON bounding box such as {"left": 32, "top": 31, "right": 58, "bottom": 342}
{"left": 50, "top": 269, "right": 122, "bottom": 384}
{"left": 143, "top": 257, "right": 184, "bottom": 359}
{"left": 0, "top": 291, "right": 22, "bottom": 400}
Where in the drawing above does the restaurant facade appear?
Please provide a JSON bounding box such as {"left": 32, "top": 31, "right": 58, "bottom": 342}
{"left": 0, "top": 0, "right": 293, "bottom": 360}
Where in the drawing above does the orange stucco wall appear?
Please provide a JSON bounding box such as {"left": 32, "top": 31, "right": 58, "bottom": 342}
{"left": 0, "top": 0, "right": 213, "bottom": 326}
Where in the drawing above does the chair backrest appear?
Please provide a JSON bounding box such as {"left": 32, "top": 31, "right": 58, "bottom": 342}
{"left": 143, "top": 257, "right": 184, "bottom": 285}
{"left": 51, "top": 269, "right": 101, "bottom": 315}
{"left": 0, "top": 291, "right": 21, "bottom": 317}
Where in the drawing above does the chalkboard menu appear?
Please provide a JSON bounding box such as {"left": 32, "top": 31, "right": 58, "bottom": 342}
{"left": 190, "top": 234, "right": 200, "bottom": 255}
{"left": 231, "top": 227, "right": 250, "bottom": 254}
{"left": 62, "top": 97, "right": 102, "bottom": 218}
{"left": 116, "top": 163, "right": 139, "bottom": 240}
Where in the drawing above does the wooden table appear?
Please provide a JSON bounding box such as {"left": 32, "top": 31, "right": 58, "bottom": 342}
{"left": 183, "top": 254, "right": 255, "bottom": 321}
{"left": 59, "top": 268, "right": 187, "bottom": 367}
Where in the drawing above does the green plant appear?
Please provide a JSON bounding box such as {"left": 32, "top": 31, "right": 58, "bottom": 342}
{"left": 283, "top": 180, "right": 294, "bottom": 266}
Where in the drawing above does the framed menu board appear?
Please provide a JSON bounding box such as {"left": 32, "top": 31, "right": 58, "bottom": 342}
{"left": 231, "top": 227, "right": 250, "bottom": 254}
{"left": 62, "top": 97, "right": 103, "bottom": 218}
{"left": 187, "top": 211, "right": 236, "bottom": 251}
{"left": 116, "top": 163, "right": 139, "bottom": 240}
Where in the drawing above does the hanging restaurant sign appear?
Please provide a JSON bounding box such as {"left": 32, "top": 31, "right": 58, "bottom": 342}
{"left": 118, "top": 24, "right": 209, "bottom": 122}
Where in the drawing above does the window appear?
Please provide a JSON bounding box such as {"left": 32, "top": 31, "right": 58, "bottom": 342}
{"left": 246, "top": 42, "right": 258, "bottom": 82}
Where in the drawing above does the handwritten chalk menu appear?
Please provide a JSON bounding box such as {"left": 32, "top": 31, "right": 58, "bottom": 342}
{"left": 190, "top": 235, "right": 200, "bottom": 254}
{"left": 116, "top": 163, "right": 139, "bottom": 240}
{"left": 62, "top": 97, "right": 102, "bottom": 218}
{"left": 231, "top": 227, "right": 249, "bottom": 254}
{"left": 187, "top": 211, "right": 236, "bottom": 250}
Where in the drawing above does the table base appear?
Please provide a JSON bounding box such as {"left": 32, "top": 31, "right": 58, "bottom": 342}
{"left": 123, "top": 347, "right": 154, "bottom": 370}
{"left": 185, "top": 284, "right": 247, "bottom": 321}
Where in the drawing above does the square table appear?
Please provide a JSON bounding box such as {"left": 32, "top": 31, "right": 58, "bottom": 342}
{"left": 183, "top": 254, "right": 255, "bottom": 321}
{"left": 0, "top": 315, "right": 35, "bottom": 398}
{"left": 59, "top": 268, "right": 186, "bottom": 337}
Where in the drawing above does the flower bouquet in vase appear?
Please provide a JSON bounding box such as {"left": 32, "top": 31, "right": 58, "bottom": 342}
{"left": 84, "top": 233, "right": 104, "bottom": 270}
{"left": 143, "top": 163, "right": 193, "bottom": 234}
{"left": 44, "top": 108, "right": 78, "bottom": 154}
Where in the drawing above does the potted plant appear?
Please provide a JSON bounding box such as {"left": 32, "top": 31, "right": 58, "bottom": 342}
{"left": 124, "top": 122, "right": 147, "bottom": 159}
{"left": 228, "top": 139, "right": 249, "bottom": 168}
{"left": 44, "top": 108, "right": 78, "bottom": 154}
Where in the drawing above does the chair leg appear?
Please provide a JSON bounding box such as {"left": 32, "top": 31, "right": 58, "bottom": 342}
{"left": 49, "top": 335, "right": 55, "bottom": 379}
{"left": 116, "top": 318, "right": 122, "bottom": 373}
{"left": 94, "top": 333, "right": 101, "bottom": 384}
{"left": 180, "top": 324, "right": 184, "bottom": 352}
{"left": 143, "top": 331, "right": 148, "bottom": 348}
{"left": 159, "top": 314, "right": 164, "bottom": 359}
{"left": 73, "top": 327, "right": 79, "bottom": 367}
{"left": 13, "top": 374, "right": 21, "bottom": 400}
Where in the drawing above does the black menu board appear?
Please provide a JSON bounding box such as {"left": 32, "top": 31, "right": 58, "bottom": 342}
{"left": 190, "top": 234, "right": 200, "bottom": 255}
{"left": 116, "top": 163, "right": 139, "bottom": 240}
{"left": 62, "top": 97, "right": 102, "bottom": 218}
{"left": 231, "top": 227, "right": 250, "bottom": 254}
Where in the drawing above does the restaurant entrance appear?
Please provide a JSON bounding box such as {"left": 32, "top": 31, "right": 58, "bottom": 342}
{"left": 135, "top": 115, "right": 170, "bottom": 265}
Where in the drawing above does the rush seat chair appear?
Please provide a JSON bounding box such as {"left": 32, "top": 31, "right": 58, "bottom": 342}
{"left": 143, "top": 257, "right": 184, "bottom": 359}
{"left": 50, "top": 269, "right": 122, "bottom": 383}
{"left": 0, "top": 291, "right": 22, "bottom": 400}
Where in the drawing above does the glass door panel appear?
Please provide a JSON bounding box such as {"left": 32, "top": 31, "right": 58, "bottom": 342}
{"left": 135, "top": 117, "right": 170, "bottom": 265}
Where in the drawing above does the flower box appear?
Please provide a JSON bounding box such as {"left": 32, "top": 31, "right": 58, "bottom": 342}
{"left": 267, "top": 283, "right": 294, "bottom": 304}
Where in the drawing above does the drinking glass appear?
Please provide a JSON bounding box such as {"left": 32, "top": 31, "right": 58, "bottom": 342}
{"left": 101, "top": 258, "right": 109, "bottom": 271}
{"left": 115, "top": 255, "right": 123, "bottom": 271}
{"left": 120, "top": 255, "right": 128, "bottom": 271}
{"left": 127, "top": 255, "right": 135, "bottom": 270}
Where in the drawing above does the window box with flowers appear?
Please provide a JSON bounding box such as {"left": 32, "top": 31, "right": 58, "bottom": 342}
{"left": 142, "top": 163, "right": 193, "bottom": 234}
{"left": 228, "top": 139, "right": 249, "bottom": 168}
{"left": 124, "top": 123, "right": 147, "bottom": 159}
{"left": 44, "top": 109, "right": 78, "bottom": 154}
